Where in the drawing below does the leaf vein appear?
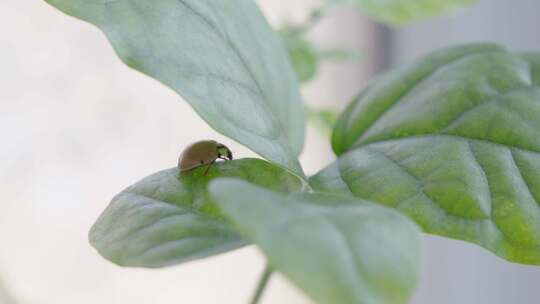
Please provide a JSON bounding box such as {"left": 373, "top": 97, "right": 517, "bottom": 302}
{"left": 509, "top": 149, "right": 540, "bottom": 208}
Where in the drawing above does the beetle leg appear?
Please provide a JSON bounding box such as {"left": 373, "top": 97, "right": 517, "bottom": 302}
{"left": 203, "top": 160, "right": 215, "bottom": 176}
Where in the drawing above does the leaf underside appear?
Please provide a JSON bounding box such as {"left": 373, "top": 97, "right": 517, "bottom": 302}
{"left": 210, "top": 179, "right": 421, "bottom": 304}
{"left": 312, "top": 43, "right": 540, "bottom": 265}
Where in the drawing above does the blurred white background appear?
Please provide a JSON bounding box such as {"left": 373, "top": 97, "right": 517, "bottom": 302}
{"left": 2, "top": 0, "right": 540, "bottom": 303}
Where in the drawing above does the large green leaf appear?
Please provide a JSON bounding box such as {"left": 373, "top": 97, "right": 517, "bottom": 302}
{"left": 210, "top": 179, "right": 421, "bottom": 304}
{"left": 334, "top": 0, "right": 475, "bottom": 25}
{"left": 89, "top": 159, "right": 304, "bottom": 268}
{"left": 312, "top": 43, "right": 540, "bottom": 264}
{"left": 44, "top": 0, "right": 305, "bottom": 176}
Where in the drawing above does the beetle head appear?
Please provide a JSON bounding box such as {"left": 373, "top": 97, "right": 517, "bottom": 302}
{"left": 217, "top": 144, "right": 233, "bottom": 160}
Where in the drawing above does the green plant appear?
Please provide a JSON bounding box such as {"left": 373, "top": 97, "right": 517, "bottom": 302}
{"left": 42, "top": 0, "right": 540, "bottom": 303}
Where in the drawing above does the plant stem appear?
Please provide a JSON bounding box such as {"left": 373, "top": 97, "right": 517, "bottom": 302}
{"left": 249, "top": 264, "right": 273, "bottom": 304}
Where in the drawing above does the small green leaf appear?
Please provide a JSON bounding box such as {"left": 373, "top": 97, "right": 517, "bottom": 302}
{"left": 89, "top": 159, "right": 304, "bottom": 268}
{"left": 279, "top": 29, "right": 319, "bottom": 83}
{"left": 331, "top": 0, "right": 475, "bottom": 25}
{"left": 279, "top": 25, "right": 358, "bottom": 84}
{"left": 313, "top": 43, "right": 540, "bottom": 265}
{"left": 44, "top": 0, "right": 305, "bottom": 176}
{"left": 210, "top": 179, "right": 422, "bottom": 304}
{"left": 307, "top": 107, "right": 339, "bottom": 139}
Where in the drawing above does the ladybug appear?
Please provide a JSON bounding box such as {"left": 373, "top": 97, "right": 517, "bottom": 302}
{"left": 178, "top": 140, "right": 233, "bottom": 175}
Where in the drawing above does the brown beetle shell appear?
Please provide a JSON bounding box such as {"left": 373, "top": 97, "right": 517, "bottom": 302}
{"left": 178, "top": 140, "right": 234, "bottom": 172}
{"left": 178, "top": 140, "right": 220, "bottom": 171}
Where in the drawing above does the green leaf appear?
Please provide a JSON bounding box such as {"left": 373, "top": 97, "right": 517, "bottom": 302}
{"left": 210, "top": 179, "right": 422, "bottom": 304}
{"left": 89, "top": 159, "right": 304, "bottom": 268}
{"left": 332, "top": 0, "right": 475, "bottom": 25}
{"left": 279, "top": 29, "right": 319, "bottom": 83}
{"left": 312, "top": 43, "right": 540, "bottom": 264}
{"left": 307, "top": 107, "right": 339, "bottom": 139}
{"left": 44, "top": 0, "right": 305, "bottom": 177}
{"left": 278, "top": 23, "right": 358, "bottom": 84}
